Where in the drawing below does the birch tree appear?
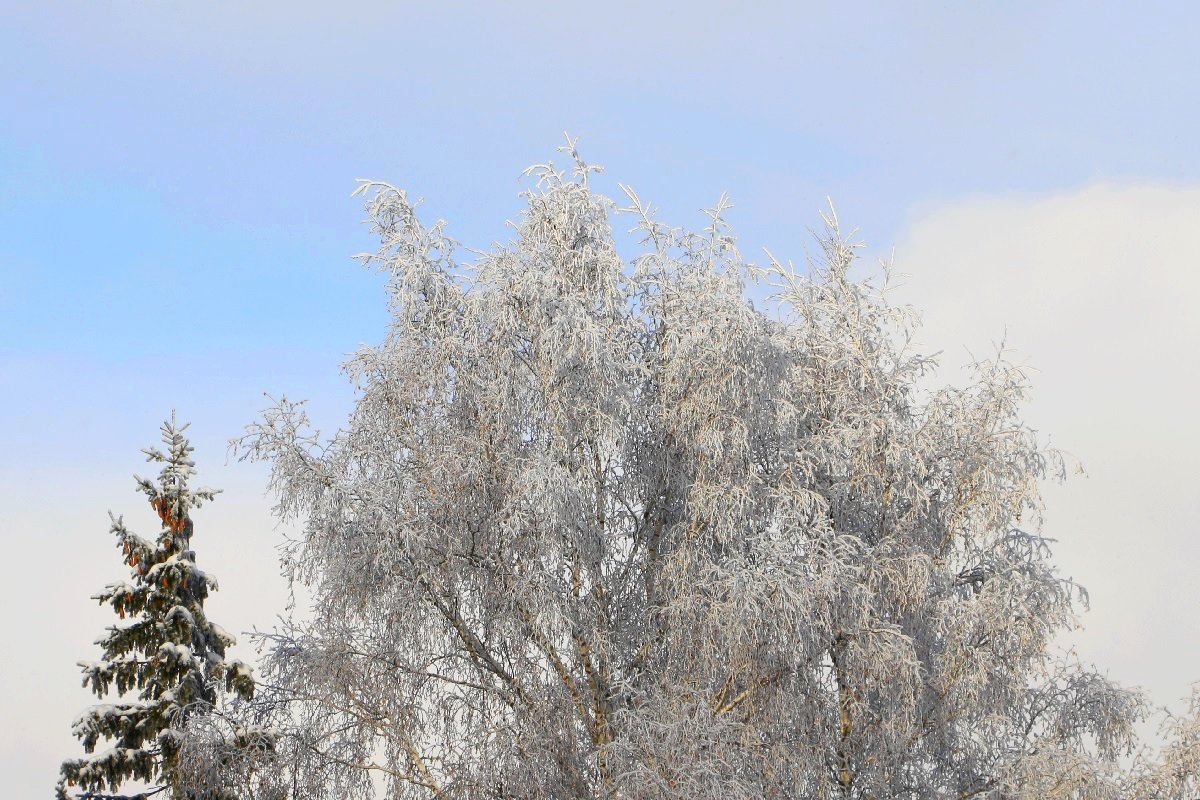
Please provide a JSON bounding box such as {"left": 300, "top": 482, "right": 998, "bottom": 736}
{"left": 236, "top": 140, "right": 1161, "bottom": 799}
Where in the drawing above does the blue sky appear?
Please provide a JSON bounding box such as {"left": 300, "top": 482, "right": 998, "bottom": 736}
{"left": 4, "top": 2, "right": 1200, "bottom": 796}
{"left": 5, "top": 0, "right": 1198, "bottom": 452}
{"left": 4, "top": 3, "right": 1198, "bottom": 368}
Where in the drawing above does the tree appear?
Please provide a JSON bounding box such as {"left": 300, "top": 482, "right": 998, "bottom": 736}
{"left": 59, "top": 417, "right": 256, "bottom": 800}
{"left": 235, "top": 140, "right": 1182, "bottom": 799}
{"left": 1127, "top": 686, "right": 1200, "bottom": 799}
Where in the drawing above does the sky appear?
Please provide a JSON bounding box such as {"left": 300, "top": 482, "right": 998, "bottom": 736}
{"left": 3, "top": 2, "right": 1199, "bottom": 795}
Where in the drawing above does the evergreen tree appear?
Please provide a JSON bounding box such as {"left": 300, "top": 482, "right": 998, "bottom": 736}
{"left": 58, "top": 416, "right": 256, "bottom": 800}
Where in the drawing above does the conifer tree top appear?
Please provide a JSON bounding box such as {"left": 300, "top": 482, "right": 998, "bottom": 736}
{"left": 58, "top": 416, "right": 254, "bottom": 800}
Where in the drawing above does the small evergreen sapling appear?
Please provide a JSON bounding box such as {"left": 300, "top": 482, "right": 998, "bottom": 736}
{"left": 58, "top": 417, "right": 255, "bottom": 800}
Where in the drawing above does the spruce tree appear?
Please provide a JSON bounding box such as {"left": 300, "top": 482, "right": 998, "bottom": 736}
{"left": 58, "top": 416, "right": 256, "bottom": 800}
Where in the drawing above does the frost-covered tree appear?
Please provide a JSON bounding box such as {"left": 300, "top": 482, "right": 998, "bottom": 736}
{"left": 1127, "top": 686, "right": 1200, "bottom": 799}
{"left": 236, "top": 140, "right": 1162, "bottom": 799}
{"left": 59, "top": 417, "right": 256, "bottom": 800}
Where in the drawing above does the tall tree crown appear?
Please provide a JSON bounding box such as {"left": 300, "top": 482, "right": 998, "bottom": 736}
{"left": 59, "top": 417, "right": 254, "bottom": 800}
{"left": 237, "top": 143, "right": 1172, "bottom": 799}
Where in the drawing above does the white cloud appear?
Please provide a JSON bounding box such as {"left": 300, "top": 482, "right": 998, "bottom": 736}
{"left": 893, "top": 183, "right": 1200, "bottom": 712}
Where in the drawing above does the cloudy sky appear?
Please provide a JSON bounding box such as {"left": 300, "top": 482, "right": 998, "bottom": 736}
{"left": 3, "top": 2, "right": 1198, "bottom": 795}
